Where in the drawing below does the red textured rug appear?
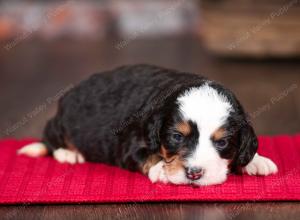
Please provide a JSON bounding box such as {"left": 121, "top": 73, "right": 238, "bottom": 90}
{"left": 0, "top": 135, "right": 300, "bottom": 204}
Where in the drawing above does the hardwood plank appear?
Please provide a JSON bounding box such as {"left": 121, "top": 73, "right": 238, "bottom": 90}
{"left": 1, "top": 203, "right": 300, "bottom": 220}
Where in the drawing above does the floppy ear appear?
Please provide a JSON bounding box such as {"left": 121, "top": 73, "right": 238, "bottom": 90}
{"left": 234, "top": 122, "right": 258, "bottom": 168}
{"left": 144, "top": 111, "right": 163, "bottom": 153}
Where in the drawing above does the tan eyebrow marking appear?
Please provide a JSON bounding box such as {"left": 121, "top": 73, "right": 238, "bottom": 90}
{"left": 212, "top": 127, "right": 226, "bottom": 141}
{"left": 176, "top": 121, "right": 191, "bottom": 136}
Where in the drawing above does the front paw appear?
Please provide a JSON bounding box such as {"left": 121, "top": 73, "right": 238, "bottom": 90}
{"left": 243, "top": 153, "right": 278, "bottom": 176}
{"left": 148, "top": 161, "right": 168, "bottom": 183}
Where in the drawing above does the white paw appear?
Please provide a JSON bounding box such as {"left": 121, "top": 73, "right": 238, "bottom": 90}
{"left": 165, "top": 168, "right": 188, "bottom": 185}
{"left": 243, "top": 153, "right": 278, "bottom": 176}
{"left": 17, "top": 142, "right": 48, "bottom": 157}
{"left": 77, "top": 153, "right": 85, "bottom": 164}
{"left": 148, "top": 161, "right": 168, "bottom": 183}
{"left": 53, "top": 148, "right": 85, "bottom": 164}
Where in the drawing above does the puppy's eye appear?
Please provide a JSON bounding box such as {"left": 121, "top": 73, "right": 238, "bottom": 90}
{"left": 214, "top": 139, "right": 228, "bottom": 148}
{"left": 172, "top": 133, "right": 184, "bottom": 143}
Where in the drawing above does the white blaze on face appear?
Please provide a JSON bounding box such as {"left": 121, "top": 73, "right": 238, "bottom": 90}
{"left": 177, "top": 84, "right": 234, "bottom": 185}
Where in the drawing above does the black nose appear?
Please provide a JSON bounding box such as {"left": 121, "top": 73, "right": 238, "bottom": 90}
{"left": 185, "top": 167, "right": 204, "bottom": 180}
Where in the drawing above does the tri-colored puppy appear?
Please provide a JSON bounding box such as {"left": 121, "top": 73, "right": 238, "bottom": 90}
{"left": 18, "top": 64, "right": 278, "bottom": 186}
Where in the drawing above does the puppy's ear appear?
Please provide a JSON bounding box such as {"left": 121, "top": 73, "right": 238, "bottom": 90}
{"left": 234, "top": 122, "right": 258, "bottom": 168}
{"left": 144, "top": 111, "right": 163, "bottom": 153}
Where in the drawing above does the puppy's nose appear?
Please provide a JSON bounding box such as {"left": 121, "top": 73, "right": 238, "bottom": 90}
{"left": 185, "top": 167, "right": 204, "bottom": 180}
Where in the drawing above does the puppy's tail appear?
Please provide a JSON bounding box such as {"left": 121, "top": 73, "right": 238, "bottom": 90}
{"left": 17, "top": 142, "right": 48, "bottom": 158}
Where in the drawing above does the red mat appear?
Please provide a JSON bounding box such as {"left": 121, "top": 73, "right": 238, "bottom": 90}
{"left": 0, "top": 135, "right": 300, "bottom": 204}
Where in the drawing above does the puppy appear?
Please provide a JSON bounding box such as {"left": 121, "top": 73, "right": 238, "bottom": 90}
{"left": 18, "top": 64, "right": 278, "bottom": 186}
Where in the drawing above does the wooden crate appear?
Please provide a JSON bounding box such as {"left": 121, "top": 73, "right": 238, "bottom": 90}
{"left": 199, "top": 0, "right": 300, "bottom": 58}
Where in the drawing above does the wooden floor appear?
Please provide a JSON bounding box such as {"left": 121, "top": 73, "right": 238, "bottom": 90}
{"left": 1, "top": 203, "right": 300, "bottom": 220}
{"left": 0, "top": 37, "right": 299, "bottom": 219}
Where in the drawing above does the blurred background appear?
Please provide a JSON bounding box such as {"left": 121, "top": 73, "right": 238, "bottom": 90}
{"left": 0, "top": 0, "right": 299, "bottom": 139}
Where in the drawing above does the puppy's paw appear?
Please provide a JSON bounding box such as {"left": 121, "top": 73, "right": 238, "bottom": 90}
{"left": 148, "top": 161, "right": 168, "bottom": 184}
{"left": 17, "top": 142, "right": 48, "bottom": 157}
{"left": 53, "top": 148, "right": 85, "bottom": 164}
{"left": 164, "top": 166, "right": 189, "bottom": 185}
{"left": 243, "top": 153, "right": 278, "bottom": 176}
